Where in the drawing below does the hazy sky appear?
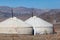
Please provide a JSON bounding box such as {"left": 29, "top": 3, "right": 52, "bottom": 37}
{"left": 0, "top": 0, "right": 60, "bottom": 9}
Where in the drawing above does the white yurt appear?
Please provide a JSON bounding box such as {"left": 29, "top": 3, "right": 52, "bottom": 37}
{"left": 25, "top": 16, "right": 54, "bottom": 35}
{"left": 0, "top": 17, "right": 33, "bottom": 34}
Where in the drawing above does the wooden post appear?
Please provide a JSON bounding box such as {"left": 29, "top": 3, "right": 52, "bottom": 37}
{"left": 31, "top": 8, "right": 34, "bottom": 17}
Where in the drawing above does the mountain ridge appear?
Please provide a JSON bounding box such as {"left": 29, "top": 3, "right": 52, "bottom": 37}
{"left": 0, "top": 6, "right": 60, "bottom": 23}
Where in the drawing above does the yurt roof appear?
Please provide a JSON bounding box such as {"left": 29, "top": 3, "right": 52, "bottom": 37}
{"left": 0, "top": 17, "right": 32, "bottom": 27}
{"left": 25, "top": 16, "right": 53, "bottom": 27}
{"left": 15, "top": 17, "right": 32, "bottom": 27}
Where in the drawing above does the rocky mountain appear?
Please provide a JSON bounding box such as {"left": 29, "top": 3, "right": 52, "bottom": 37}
{"left": 0, "top": 6, "right": 60, "bottom": 23}
{"left": 39, "top": 9, "right": 60, "bottom": 23}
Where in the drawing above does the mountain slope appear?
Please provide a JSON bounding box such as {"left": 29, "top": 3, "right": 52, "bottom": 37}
{"left": 0, "top": 6, "right": 60, "bottom": 23}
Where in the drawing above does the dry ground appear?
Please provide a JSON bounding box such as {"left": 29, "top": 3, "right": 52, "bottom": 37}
{"left": 0, "top": 33, "right": 60, "bottom": 40}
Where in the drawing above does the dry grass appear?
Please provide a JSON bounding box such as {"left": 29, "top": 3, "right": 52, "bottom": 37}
{"left": 0, "top": 33, "right": 60, "bottom": 40}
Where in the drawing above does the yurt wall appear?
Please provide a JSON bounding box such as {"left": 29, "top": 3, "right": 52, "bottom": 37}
{"left": 0, "top": 27, "right": 17, "bottom": 34}
{"left": 34, "top": 27, "right": 53, "bottom": 35}
{"left": 16, "top": 27, "right": 33, "bottom": 34}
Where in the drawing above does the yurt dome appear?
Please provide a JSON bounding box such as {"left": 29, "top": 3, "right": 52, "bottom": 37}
{"left": 0, "top": 17, "right": 33, "bottom": 34}
{"left": 0, "top": 17, "right": 32, "bottom": 27}
{"left": 0, "top": 17, "right": 15, "bottom": 27}
{"left": 25, "top": 16, "right": 54, "bottom": 35}
{"left": 25, "top": 16, "right": 53, "bottom": 27}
